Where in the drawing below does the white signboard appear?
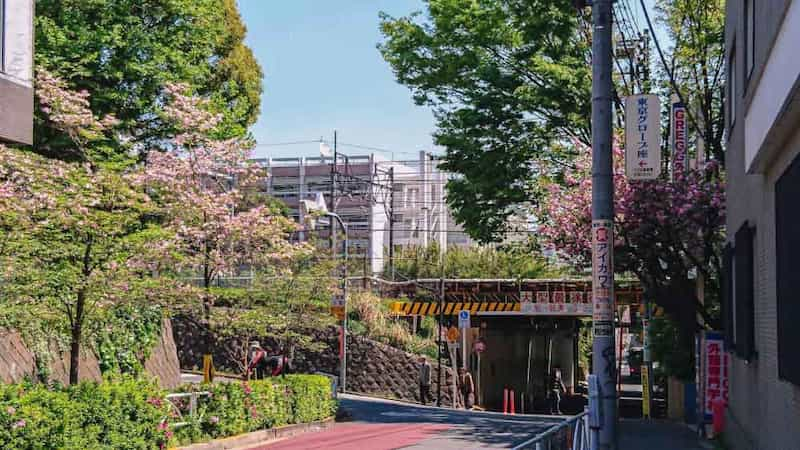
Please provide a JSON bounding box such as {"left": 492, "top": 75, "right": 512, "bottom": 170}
{"left": 458, "top": 310, "right": 470, "bottom": 329}
{"left": 625, "top": 94, "right": 661, "bottom": 180}
{"left": 519, "top": 291, "right": 593, "bottom": 316}
{"left": 592, "top": 220, "right": 614, "bottom": 336}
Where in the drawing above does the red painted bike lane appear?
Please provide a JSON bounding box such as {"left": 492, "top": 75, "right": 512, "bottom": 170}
{"left": 248, "top": 423, "right": 452, "bottom": 450}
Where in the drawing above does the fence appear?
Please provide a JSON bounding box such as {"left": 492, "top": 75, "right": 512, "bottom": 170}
{"left": 164, "top": 391, "right": 212, "bottom": 428}
{"left": 512, "top": 409, "right": 590, "bottom": 450}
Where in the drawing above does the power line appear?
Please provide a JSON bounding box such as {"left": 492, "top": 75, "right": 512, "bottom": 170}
{"left": 638, "top": 0, "right": 709, "bottom": 144}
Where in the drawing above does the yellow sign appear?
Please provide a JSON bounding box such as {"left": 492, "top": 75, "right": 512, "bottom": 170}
{"left": 446, "top": 326, "right": 460, "bottom": 343}
{"left": 331, "top": 306, "right": 345, "bottom": 320}
{"left": 641, "top": 365, "right": 651, "bottom": 418}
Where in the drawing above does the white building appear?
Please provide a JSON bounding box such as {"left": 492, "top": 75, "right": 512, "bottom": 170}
{"left": 0, "top": 0, "right": 34, "bottom": 145}
{"left": 252, "top": 151, "right": 474, "bottom": 274}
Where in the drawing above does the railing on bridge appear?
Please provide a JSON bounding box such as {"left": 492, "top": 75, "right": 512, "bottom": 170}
{"left": 512, "top": 409, "right": 590, "bottom": 450}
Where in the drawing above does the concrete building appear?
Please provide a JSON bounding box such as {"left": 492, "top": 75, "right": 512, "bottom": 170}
{"left": 0, "top": 0, "right": 34, "bottom": 145}
{"left": 253, "top": 151, "right": 474, "bottom": 274}
{"left": 723, "top": 1, "right": 800, "bottom": 448}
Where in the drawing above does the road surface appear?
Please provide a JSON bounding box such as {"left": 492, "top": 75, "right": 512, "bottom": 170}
{"left": 249, "top": 394, "right": 566, "bottom": 449}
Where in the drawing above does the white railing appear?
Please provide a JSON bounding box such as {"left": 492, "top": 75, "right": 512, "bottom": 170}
{"left": 512, "top": 409, "right": 591, "bottom": 450}
{"left": 164, "top": 391, "right": 212, "bottom": 428}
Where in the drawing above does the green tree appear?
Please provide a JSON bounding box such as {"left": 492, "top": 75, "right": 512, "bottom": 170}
{"left": 34, "top": 0, "right": 262, "bottom": 165}
{"left": 379, "top": 0, "right": 591, "bottom": 242}
{"left": 655, "top": 0, "right": 726, "bottom": 164}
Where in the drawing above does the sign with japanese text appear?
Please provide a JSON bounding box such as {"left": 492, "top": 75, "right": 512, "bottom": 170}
{"left": 641, "top": 365, "right": 651, "bottom": 418}
{"left": 703, "top": 332, "right": 729, "bottom": 421}
{"left": 519, "top": 290, "right": 592, "bottom": 316}
{"left": 592, "top": 220, "right": 614, "bottom": 335}
{"left": 671, "top": 100, "right": 688, "bottom": 178}
{"left": 625, "top": 94, "right": 661, "bottom": 180}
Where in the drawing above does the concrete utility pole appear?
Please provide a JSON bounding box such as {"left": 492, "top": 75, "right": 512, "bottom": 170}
{"left": 590, "top": 0, "right": 618, "bottom": 448}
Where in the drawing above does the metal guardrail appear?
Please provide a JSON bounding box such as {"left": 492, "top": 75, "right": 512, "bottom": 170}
{"left": 164, "top": 391, "right": 212, "bottom": 428}
{"left": 512, "top": 409, "right": 591, "bottom": 450}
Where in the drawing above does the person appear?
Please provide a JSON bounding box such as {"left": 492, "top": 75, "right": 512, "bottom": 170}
{"left": 247, "top": 341, "right": 268, "bottom": 379}
{"left": 548, "top": 368, "right": 566, "bottom": 415}
{"left": 419, "top": 357, "right": 432, "bottom": 405}
{"left": 458, "top": 367, "right": 475, "bottom": 410}
{"left": 265, "top": 353, "right": 291, "bottom": 376}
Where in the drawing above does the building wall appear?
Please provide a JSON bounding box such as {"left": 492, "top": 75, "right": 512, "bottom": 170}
{"left": 0, "top": 0, "right": 34, "bottom": 145}
{"left": 725, "top": 1, "right": 800, "bottom": 448}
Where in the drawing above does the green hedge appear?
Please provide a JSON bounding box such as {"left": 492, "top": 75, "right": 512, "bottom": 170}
{"left": 0, "top": 375, "right": 336, "bottom": 449}
{"left": 0, "top": 378, "right": 171, "bottom": 449}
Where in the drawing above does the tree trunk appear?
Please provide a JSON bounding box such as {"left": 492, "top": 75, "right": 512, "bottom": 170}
{"left": 69, "top": 290, "right": 86, "bottom": 385}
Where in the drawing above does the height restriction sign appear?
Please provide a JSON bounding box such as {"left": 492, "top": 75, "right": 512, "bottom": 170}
{"left": 625, "top": 94, "right": 661, "bottom": 180}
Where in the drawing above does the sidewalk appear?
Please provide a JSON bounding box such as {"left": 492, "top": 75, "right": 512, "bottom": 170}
{"left": 619, "top": 419, "right": 713, "bottom": 450}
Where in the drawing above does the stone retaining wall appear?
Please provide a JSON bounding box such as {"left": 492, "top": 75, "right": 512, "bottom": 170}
{"left": 171, "top": 315, "right": 458, "bottom": 405}
{"left": 0, "top": 318, "right": 180, "bottom": 388}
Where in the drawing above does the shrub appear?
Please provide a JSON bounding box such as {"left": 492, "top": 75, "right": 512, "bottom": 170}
{"left": 172, "top": 375, "right": 336, "bottom": 445}
{"left": 0, "top": 375, "right": 336, "bottom": 449}
{"left": 0, "top": 378, "right": 171, "bottom": 450}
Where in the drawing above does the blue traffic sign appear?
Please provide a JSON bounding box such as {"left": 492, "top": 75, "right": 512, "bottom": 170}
{"left": 458, "top": 310, "right": 470, "bottom": 328}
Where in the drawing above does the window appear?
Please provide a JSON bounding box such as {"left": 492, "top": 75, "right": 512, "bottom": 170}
{"left": 722, "top": 244, "right": 735, "bottom": 348}
{"left": 776, "top": 153, "right": 800, "bottom": 385}
{"left": 745, "top": 0, "right": 755, "bottom": 79}
{"left": 733, "top": 223, "right": 755, "bottom": 361}
{"left": 728, "top": 49, "right": 737, "bottom": 128}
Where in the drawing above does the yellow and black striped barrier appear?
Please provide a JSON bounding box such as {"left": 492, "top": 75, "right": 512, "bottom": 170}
{"left": 390, "top": 301, "right": 519, "bottom": 316}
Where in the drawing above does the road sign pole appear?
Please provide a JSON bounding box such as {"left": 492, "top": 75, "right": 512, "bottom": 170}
{"left": 591, "top": 0, "right": 617, "bottom": 449}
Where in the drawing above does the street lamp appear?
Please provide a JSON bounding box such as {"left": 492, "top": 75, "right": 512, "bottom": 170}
{"left": 300, "top": 194, "right": 349, "bottom": 393}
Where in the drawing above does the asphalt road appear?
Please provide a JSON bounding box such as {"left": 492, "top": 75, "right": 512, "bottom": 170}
{"left": 249, "top": 394, "right": 566, "bottom": 450}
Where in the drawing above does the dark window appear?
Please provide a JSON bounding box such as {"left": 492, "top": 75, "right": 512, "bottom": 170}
{"left": 728, "top": 49, "right": 737, "bottom": 129}
{"left": 734, "top": 223, "right": 755, "bottom": 360}
{"left": 745, "top": 0, "right": 755, "bottom": 79}
{"left": 777, "top": 153, "right": 800, "bottom": 385}
{"left": 722, "top": 243, "right": 735, "bottom": 349}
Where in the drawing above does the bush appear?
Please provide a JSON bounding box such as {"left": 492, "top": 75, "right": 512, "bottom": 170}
{"left": 0, "top": 378, "right": 171, "bottom": 450}
{"left": 0, "top": 375, "right": 336, "bottom": 449}
{"left": 173, "top": 375, "right": 336, "bottom": 445}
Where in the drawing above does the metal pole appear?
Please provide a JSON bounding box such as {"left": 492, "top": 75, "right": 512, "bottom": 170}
{"left": 330, "top": 131, "right": 337, "bottom": 256}
{"left": 437, "top": 275, "right": 444, "bottom": 406}
{"left": 330, "top": 213, "right": 347, "bottom": 393}
{"left": 591, "top": 0, "right": 617, "bottom": 448}
{"left": 388, "top": 167, "right": 395, "bottom": 280}
{"left": 643, "top": 297, "right": 652, "bottom": 419}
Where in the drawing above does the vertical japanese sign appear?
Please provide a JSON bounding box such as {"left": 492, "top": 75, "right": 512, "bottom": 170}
{"left": 592, "top": 220, "right": 614, "bottom": 336}
{"left": 671, "top": 99, "right": 688, "bottom": 178}
{"left": 703, "top": 332, "right": 729, "bottom": 421}
{"left": 641, "top": 365, "right": 651, "bottom": 418}
{"left": 625, "top": 94, "right": 661, "bottom": 180}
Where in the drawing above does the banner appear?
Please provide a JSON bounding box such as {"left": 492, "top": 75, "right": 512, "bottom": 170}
{"left": 625, "top": 94, "right": 661, "bottom": 180}
{"left": 703, "top": 332, "right": 729, "bottom": 421}
{"left": 592, "top": 220, "right": 614, "bottom": 336}
{"left": 671, "top": 100, "right": 688, "bottom": 178}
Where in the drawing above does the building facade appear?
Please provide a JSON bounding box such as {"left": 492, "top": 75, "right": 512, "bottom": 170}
{"left": 0, "top": 0, "right": 33, "bottom": 145}
{"left": 253, "top": 151, "right": 474, "bottom": 275}
{"left": 723, "top": 1, "right": 800, "bottom": 448}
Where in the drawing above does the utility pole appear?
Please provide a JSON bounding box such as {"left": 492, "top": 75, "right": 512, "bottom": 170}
{"left": 329, "top": 130, "right": 338, "bottom": 256}
{"left": 388, "top": 167, "right": 395, "bottom": 281}
{"left": 437, "top": 272, "right": 444, "bottom": 406}
{"left": 590, "top": 0, "right": 618, "bottom": 448}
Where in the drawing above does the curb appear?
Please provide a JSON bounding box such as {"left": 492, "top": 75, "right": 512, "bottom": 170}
{"left": 175, "top": 417, "right": 335, "bottom": 450}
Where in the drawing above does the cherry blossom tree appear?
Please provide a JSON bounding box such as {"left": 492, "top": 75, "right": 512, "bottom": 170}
{"left": 138, "top": 84, "right": 306, "bottom": 309}
{"left": 1, "top": 72, "right": 173, "bottom": 384}
{"left": 537, "top": 142, "right": 725, "bottom": 332}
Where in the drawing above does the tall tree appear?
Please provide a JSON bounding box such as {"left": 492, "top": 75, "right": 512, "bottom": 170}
{"left": 138, "top": 83, "right": 305, "bottom": 311}
{"left": 379, "top": 0, "right": 591, "bottom": 242}
{"left": 1, "top": 73, "right": 160, "bottom": 384}
{"left": 34, "top": 0, "right": 263, "bottom": 166}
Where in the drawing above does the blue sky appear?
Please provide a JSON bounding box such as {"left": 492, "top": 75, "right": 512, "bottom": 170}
{"left": 239, "top": 0, "right": 435, "bottom": 160}
{"left": 238, "top": 0, "right": 666, "bottom": 161}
